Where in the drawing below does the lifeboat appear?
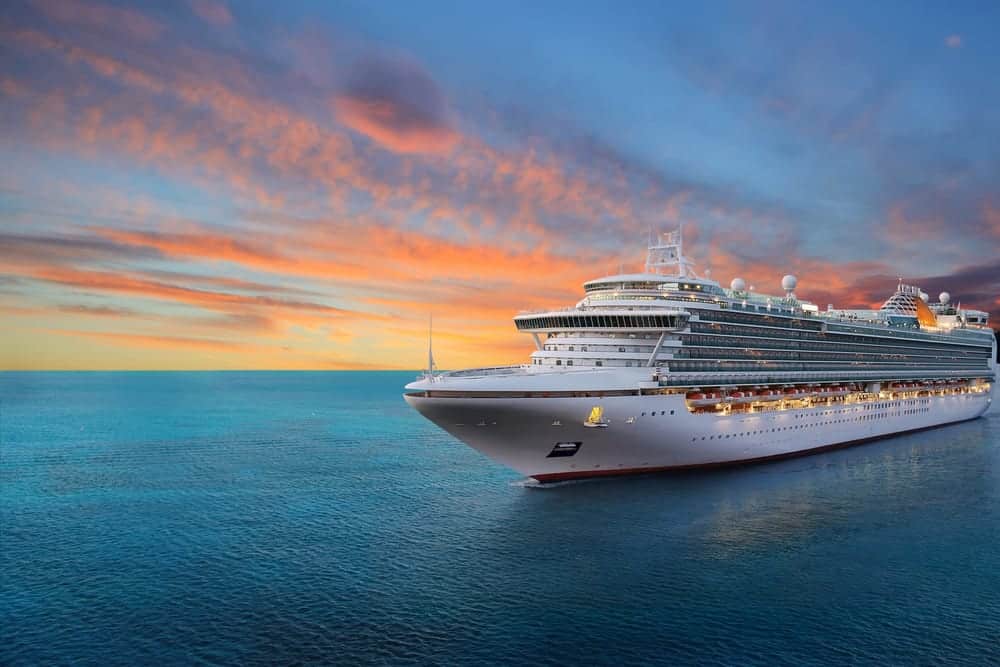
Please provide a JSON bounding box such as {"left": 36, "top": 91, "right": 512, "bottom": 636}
{"left": 687, "top": 391, "right": 722, "bottom": 408}
{"left": 755, "top": 388, "right": 781, "bottom": 401}
{"left": 889, "top": 382, "right": 904, "bottom": 391}
{"left": 726, "top": 391, "right": 754, "bottom": 405}
{"left": 782, "top": 386, "right": 811, "bottom": 400}
{"left": 827, "top": 385, "right": 849, "bottom": 397}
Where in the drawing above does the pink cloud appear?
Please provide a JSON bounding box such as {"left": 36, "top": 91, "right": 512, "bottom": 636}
{"left": 31, "top": 0, "right": 164, "bottom": 40}
{"left": 333, "top": 56, "right": 459, "bottom": 155}
{"left": 188, "top": 0, "right": 232, "bottom": 26}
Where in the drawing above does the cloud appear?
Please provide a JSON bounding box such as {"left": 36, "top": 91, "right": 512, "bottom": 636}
{"left": 56, "top": 304, "right": 138, "bottom": 316}
{"left": 26, "top": 265, "right": 351, "bottom": 315}
{"left": 188, "top": 0, "right": 232, "bottom": 26}
{"left": 4, "top": 1, "right": 998, "bottom": 369}
{"left": 50, "top": 329, "right": 246, "bottom": 351}
{"left": 31, "top": 0, "right": 164, "bottom": 40}
{"left": 945, "top": 34, "right": 962, "bottom": 48}
{"left": 334, "top": 56, "right": 459, "bottom": 155}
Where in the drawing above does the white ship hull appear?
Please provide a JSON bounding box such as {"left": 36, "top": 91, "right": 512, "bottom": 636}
{"left": 405, "top": 386, "right": 992, "bottom": 482}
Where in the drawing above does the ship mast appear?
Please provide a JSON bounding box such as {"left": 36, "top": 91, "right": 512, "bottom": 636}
{"left": 645, "top": 225, "right": 698, "bottom": 277}
{"left": 425, "top": 314, "right": 436, "bottom": 380}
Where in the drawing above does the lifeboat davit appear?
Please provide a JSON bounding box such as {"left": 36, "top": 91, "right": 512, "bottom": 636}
{"left": 782, "top": 386, "right": 810, "bottom": 400}
{"left": 727, "top": 391, "right": 754, "bottom": 405}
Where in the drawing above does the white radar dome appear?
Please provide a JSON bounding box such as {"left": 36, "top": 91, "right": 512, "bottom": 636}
{"left": 939, "top": 292, "right": 951, "bottom": 305}
{"left": 781, "top": 275, "right": 798, "bottom": 291}
{"left": 730, "top": 277, "right": 747, "bottom": 291}
{"left": 919, "top": 291, "right": 929, "bottom": 302}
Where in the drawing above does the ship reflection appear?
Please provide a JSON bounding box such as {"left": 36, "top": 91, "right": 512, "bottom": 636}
{"left": 493, "top": 416, "right": 998, "bottom": 558}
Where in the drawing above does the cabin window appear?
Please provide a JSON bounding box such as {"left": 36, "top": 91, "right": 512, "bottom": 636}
{"left": 556, "top": 359, "right": 562, "bottom": 366}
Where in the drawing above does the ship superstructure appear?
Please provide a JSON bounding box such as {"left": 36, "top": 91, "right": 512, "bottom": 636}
{"left": 404, "top": 230, "right": 996, "bottom": 482}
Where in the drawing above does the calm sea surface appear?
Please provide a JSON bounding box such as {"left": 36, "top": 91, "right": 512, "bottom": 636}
{"left": 1, "top": 372, "right": 998, "bottom": 665}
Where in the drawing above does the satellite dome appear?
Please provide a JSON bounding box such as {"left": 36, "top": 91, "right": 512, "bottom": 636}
{"left": 919, "top": 291, "right": 929, "bottom": 302}
{"left": 939, "top": 291, "right": 951, "bottom": 305}
{"left": 781, "top": 275, "right": 798, "bottom": 291}
{"left": 730, "top": 277, "right": 747, "bottom": 291}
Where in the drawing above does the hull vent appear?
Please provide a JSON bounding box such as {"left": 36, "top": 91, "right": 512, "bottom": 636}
{"left": 548, "top": 442, "right": 582, "bottom": 458}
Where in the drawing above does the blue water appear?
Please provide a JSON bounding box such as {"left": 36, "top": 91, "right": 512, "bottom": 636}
{"left": 1, "top": 372, "right": 998, "bottom": 665}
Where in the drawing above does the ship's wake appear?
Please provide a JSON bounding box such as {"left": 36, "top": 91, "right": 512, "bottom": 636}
{"left": 510, "top": 477, "right": 594, "bottom": 489}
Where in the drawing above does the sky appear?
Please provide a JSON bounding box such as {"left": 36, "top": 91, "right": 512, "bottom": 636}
{"left": 2, "top": 0, "right": 999, "bottom": 370}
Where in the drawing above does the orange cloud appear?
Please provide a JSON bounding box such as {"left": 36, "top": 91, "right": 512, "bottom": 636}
{"left": 92, "top": 222, "right": 595, "bottom": 291}
{"left": 51, "top": 329, "right": 245, "bottom": 351}
{"left": 332, "top": 55, "right": 460, "bottom": 155}
{"left": 27, "top": 265, "right": 350, "bottom": 315}
{"left": 334, "top": 95, "right": 459, "bottom": 155}
{"left": 984, "top": 201, "right": 1000, "bottom": 237}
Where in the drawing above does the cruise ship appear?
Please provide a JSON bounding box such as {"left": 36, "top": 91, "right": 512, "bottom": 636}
{"left": 404, "top": 230, "right": 996, "bottom": 482}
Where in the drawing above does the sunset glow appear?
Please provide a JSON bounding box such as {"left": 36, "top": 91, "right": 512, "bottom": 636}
{"left": 2, "top": 0, "right": 999, "bottom": 370}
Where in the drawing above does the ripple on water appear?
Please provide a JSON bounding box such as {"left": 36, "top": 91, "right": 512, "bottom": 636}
{"left": 1, "top": 372, "right": 999, "bottom": 665}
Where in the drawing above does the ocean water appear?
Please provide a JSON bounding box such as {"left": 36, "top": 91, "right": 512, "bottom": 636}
{"left": 1, "top": 372, "right": 998, "bottom": 666}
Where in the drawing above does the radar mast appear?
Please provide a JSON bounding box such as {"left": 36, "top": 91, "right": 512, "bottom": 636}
{"left": 645, "top": 225, "right": 698, "bottom": 277}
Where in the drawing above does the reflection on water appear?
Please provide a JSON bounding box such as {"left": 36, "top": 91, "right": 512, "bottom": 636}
{"left": 501, "top": 415, "right": 997, "bottom": 554}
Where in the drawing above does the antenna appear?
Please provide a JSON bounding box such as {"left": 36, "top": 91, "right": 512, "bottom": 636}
{"left": 426, "top": 314, "right": 436, "bottom": 380}
{"left": 646, "top": 225, "right": 698, "bottom": 277}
